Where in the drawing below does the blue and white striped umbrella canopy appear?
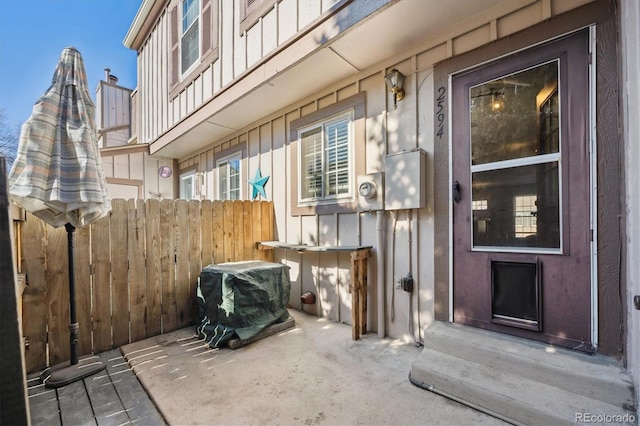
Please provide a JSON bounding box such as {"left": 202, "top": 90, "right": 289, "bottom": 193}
{"left": 9, "top": 47, "right": 110, "bottom": 228}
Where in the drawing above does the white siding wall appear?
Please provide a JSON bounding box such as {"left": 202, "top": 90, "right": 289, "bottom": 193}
{"left": 102, "top": 151, "right": 176, "bottom": 200}
{"left": 138, "top": 9, "right": 174, "bottom": 142}
{"left": 135, "top": 0, "right": 349, "bottom": 146}
{"left": 96, "top": 83, "right": 132, "bottom": 148}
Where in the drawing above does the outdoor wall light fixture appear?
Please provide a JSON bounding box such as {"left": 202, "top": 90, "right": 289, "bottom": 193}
{"left": 385, "top": 68, "right": 405, "bottom": 109}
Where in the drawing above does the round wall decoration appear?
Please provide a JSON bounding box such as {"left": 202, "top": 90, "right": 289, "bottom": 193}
{"left": 158, "top": 165, "right": 172, "bottom": 178}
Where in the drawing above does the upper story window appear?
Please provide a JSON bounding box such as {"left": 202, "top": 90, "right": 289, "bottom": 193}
{"left": 170, "top": 0, "right": 219, "bottom": 97}
{"left": 181, "top": 0, "right": 200, "bottom": 74}
{"left": 217, "top": 153, "right": 242, "bottom": 200}
{"left": 299, "top": 112, "right": 352, "bottom": 203}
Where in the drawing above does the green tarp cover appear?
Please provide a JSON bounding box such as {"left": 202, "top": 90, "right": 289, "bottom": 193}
{"left": 196, "top": 261, "right": 291, "bottom": 348}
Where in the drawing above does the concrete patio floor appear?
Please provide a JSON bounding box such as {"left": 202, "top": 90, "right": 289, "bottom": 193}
{"left": 121, "top": 309, "right": 507, "bottom": 425}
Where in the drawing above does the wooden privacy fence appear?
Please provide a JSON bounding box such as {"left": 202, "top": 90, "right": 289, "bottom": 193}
{"left": 19, "top": 199, "right": 274, "bottom": 374}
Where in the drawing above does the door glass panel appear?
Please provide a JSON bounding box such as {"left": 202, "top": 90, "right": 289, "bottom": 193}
{"left": 472, "top": 163, "right": 560, "bottom": 249}
{"left": 470, "top": 60, "right": 561, "bottom": 250}
{"left": 470, "top": 61, "right": 559, "bottom": 165}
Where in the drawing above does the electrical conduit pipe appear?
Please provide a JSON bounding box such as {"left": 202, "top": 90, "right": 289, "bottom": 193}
{"left": 377, "top": 210, "right": 385, "bottom": 338}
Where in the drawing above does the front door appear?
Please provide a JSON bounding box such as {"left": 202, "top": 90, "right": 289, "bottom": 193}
{"left": 452, "top": 30, "right": 593, "bottom": 352}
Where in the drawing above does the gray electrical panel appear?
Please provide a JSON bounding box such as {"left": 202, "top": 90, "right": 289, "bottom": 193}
{"left": 384, "top": 149, "right": 426, "bottom": 210}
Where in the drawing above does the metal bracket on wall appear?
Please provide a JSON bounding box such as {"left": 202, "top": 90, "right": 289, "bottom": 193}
{"left": 634, "top": 295, "right": 640, "bottom": 311}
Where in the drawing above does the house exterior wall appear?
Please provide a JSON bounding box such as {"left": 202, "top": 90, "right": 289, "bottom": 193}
{"left": 101, "top": 146, "right": 176, "bottom": 200}
{"left": 96, "top": 78, "right": 177, "bottom": 201}
{"left": 160, "top": 0, "right": 599, "bottom": 342}
{"left": 124, "top": 0, "right": 638, "bottom": 373}
{"left": 132, "top": 0, "right": 359, "bottom": 147}
{"left": 123, "top": 0, "right": 639, "bottom": 415}
{"left": 96, "top": 79, "right": 132, "bottom": 148}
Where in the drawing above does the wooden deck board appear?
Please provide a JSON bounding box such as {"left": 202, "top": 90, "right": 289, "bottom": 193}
{"left": 57, "top": 380, "right": 96, "bottom": 426}
{"left": 84, "top": 366, "right": 130, "bottom": 426}
{"left": 102, "top": 350, "right": 166, "bottom": 425}
{"left": 28, "top": 349, "right": 165, "bottom": 426}
{"left": 27, "top": 374, "right": 61, "bottom": 426}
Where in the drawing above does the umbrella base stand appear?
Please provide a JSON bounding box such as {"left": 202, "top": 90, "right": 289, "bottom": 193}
{"left": 40, "top": 356, "right": 106, "bottom": 388}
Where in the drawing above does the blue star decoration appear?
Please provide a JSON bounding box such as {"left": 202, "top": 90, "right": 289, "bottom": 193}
{"left": 248, "top": 168, "right": 270, "bottom": 200}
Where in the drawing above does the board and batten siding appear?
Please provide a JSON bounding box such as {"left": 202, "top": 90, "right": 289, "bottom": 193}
{"left": 135, "top": 0, "right": 348, "bottom": 147}
{"left": 176, "top": 71, "right": 435, "bottom": 338}
{"left": 134, "top": 0, "right": 594, "bottom": 148}
{"left": 172, "top": 0, "right": 596, "bottom": 341}
{"left": 96, "top": 82, "right": 132, "bottom": 148}
{"left": 102, "top": 148, "right": 176, "bottom": 200}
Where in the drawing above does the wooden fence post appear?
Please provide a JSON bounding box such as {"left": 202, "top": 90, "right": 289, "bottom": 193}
{"left": 111, "top": 199, "right": 130, "bottom": 347}
{"left": 128, "top": 199, "right": 147, "bottom": 342}
{"left": 92, "top": 215, "right": 112, "bottom": 352}
{"left": 21, "top": 213, "right": 48, "bottom": 372}
{"left": 145, "top": 199, "right": 162, "bottom": 336}
{"left": 0, "top": 157, "right": 30, "bottom": 425}
{"left": 188, "top": 200, "right": 202, "bottom": 325}
{"left": 161, "top": 199, "right": 177, "bottom": 333}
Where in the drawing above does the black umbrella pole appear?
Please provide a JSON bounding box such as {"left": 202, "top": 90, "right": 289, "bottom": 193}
{"left": 40, "top": 223, "right": 105, "bottom": 387}
{"left": 66, "top": 223, "right": 79, "bottom": 366}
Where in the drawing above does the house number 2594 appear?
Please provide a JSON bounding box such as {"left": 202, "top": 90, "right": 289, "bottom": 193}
{"left": 436, "top": 86, "right": 446, "bottom": 139}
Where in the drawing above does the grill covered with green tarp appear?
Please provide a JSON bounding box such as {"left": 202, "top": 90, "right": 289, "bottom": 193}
{"left": 196, "top": 261, "right": 291, "bottom": 348}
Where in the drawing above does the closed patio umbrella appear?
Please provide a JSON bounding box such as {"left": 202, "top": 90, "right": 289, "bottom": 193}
{"left": 9, "top": 47, "right": 111, "bottom": 388}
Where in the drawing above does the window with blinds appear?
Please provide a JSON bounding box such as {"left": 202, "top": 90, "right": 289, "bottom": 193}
{"left": 299, "top": 112, "right": 352, "bottom": 203}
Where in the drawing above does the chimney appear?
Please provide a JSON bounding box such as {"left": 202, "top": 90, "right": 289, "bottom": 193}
{"left": 104, "top": 67, "right": 118, "bottom": 84}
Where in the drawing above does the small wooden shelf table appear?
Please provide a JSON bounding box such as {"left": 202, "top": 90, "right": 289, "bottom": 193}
{"left": 257, "top": 241, "right": 372, "bottom": 340}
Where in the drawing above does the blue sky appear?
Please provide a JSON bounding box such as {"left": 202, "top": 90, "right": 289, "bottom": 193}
{"left": 0, "top": 0, "right": 142, "bottom": 128}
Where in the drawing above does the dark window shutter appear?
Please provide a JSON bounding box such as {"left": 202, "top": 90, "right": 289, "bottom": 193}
{"left": 201, "top": 0, "right": 212, "bottom": 56}
{"left": 246, "top": 0, "right": 259, "bottom": 14}
{"left": 240, "top": 0, "right": 275, "bottom": 34}
{"left": 170, "top": 5, "right": 179, "bottom": 87}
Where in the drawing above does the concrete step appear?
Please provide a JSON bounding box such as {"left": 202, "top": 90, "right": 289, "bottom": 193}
{"left": 410, "top": 322, "right": 637, "bottom": 425}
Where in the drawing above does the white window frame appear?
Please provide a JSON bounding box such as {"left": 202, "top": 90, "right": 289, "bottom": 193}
{"left": 217, "top": 153, "right": 242, "bottom": 200}
{"left": 468, "top": 59, "right": 563, "bottom": 255}
{"left": 181, "top": 0, "right": 201, "bottom": 76}
{"left": 180, "top": 170, "right": 196, "bottom": 200}
{"left": 297, "top": 111, "right": 353, "bottom": 205}
{"left": 514, "top": 195, "right": 538, "bottom": 238}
